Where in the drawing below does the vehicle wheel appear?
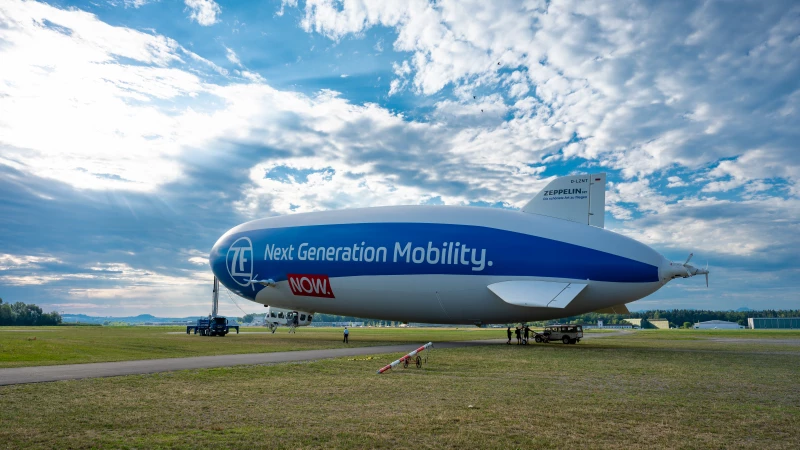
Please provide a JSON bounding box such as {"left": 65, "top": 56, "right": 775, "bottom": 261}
{"left": 562, "top": 336, "right": 570, "bottom": 344}
{"left": 415, "top": 356, "right": 422, "bottom": 368}
{"left": 403, "top": 358, "right": 409, "bottom": 369}
{"left": 535, "top": 335, "right": 543, "bottom": 343}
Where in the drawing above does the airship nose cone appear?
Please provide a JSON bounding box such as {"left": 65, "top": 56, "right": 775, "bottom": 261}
{"left": 209, "top": 228, "right": 259, "bottom": 298}
{"left": 209, "top": 233, "right": 228, "bottom": 280}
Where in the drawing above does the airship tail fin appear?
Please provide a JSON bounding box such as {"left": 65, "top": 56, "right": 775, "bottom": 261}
{"left": 521, "top": 173, "right": 606, "bottom": 227}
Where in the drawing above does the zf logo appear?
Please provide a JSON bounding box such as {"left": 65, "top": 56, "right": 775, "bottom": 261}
{"left": 287, "top": 274, "right": 335, "bottom": 298}
{"left": 227, "top": 237, "right": 253, "bottom": 286}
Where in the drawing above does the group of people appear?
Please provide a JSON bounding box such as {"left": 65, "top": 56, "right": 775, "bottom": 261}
{"left": 507, "top": 325, "right": 531, "bottom": 344}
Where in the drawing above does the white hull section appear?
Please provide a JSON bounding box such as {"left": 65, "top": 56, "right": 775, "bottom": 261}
{"left": 254, "top": 274, "right": 661, "bottom": 324}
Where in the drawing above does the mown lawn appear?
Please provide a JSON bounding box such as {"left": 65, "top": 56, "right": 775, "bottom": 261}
{"left": 1, "top": 330, "right": 798, "bottom": 449}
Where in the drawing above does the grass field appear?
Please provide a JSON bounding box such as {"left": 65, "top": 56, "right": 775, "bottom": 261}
{"left": 0, "top": 326, "right": 503, "bottom": 368}
{"left": 1, "top": 328, "right": 799, "bottom": 448}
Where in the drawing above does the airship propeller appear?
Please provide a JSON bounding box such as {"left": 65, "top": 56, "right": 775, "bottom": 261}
{"left": 680, "top": 253, "right": 709, "bottom": 287}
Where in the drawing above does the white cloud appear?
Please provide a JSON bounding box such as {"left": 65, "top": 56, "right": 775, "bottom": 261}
{"left": 388, "top": 78, "right": 406, "bottom": 96}
{"left": 225, "top": 46, "right": 242, "bottom": 66}
{"left": 290, "top": 0, "right": 800, "bottom": 185}
{"left": 667, "top": 176, "right": 687, "bottom": 188}
{"left": 609, "top": 179, "right": 673, "bottom": 216}
{"left": 277, "top": 0, "right": 298, "bottom": 17}
{"left": 704, "top": 149, "right": 799, "bottom": 193}
{"left": 0, "top": 254, "right": 61, "bottom": 271}
{"left": 0, "top": 258, "right": 208, "bottom": 287}
{"left": 612, "top": 196, "right": 800, "bottom": 258}
{"left": 0, "top": 0, "right": 214, "bottom": 191}
{"left": 122, "top": 0, "right": 158, "bottom": 8}
{"left": 239, "top": 70, "right": 265, "bottom": 83}
{"left": 184, "top": 0, "right": 221, "bottom": 26}
{"left": 3, "top": 0, "right": 797, "bottom": 215}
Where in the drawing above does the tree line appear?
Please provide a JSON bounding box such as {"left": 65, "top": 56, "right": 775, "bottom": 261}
{"left": 239, "top": 312, "right": 374, "bottom": 324}
{"left": 0, "top": 299, "right": 62, "bottom": 326}
{"left": 239, "top": 309, "right": 798, "bottom": 328}
{"left": 556, "top": 309, "right": 800, "bottom": 327}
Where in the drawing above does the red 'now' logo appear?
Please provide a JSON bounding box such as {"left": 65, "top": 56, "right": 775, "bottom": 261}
{"left": 287, "top": 274, "right": 335, "bottom": 298}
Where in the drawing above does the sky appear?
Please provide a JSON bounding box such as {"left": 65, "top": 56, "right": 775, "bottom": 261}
{"left": 0, "top": 0, "right": 798, "bottom": 317}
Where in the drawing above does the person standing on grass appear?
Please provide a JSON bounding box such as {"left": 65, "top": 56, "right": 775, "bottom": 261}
{"left": 343, "top": 326, "right": 349, "bottom": 344}
{"left": 524, "top": 325, "right": 530, "bottom": 344}
{"left": 515, "top": 326, "right": 521, "bottom": 344}
{"left": 506, "top": 326, "right": 512, "bottom": 344}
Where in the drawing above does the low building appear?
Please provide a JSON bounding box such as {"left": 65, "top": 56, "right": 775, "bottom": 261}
{"left": 622, "top": 318, "right": 644, "bottom": 328}
{"left": 693, "top": 320, "right": 744, "bottom": 329}
{"left": 649, "top": 319, "right": 670, "bottom": 329}
{"left": 582, "top": 324, "right": 632, "bottom": 329}
{"left": 748, "top": 317, "right": 800, "bottom": 329}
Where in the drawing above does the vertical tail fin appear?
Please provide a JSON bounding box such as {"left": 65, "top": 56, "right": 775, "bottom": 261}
{"left": 521, "top": 173, "right": 606, "bottom": 227}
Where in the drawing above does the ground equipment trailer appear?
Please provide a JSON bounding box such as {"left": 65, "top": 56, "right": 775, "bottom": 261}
{"left": 187, "top": 316, "right": 239, "bottom": 336}
{"left": 533, "top": 324, "right": 583, "bottom": 344}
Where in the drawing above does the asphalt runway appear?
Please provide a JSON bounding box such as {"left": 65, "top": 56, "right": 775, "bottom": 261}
{"left": 0, "top": 340, "right": 502, "bottom": 386}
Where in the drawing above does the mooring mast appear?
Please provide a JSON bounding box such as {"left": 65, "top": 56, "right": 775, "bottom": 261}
{"left": 211, "top": 276, "right": 219, "bottom": 317}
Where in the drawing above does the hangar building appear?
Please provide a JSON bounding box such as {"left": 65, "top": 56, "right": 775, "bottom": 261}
{"left": 748, "top": 317, "right": 800, "bottom": 329}
{"left": 649, "top": 319, "right": 670, "bottom": 329}
{"left": 693, "top": 320, "right": 744, "bottom": 329}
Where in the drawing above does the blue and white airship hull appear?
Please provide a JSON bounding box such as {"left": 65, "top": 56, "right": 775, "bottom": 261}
{"left": 209, "top": 174, "right": 707, "bottom": 324}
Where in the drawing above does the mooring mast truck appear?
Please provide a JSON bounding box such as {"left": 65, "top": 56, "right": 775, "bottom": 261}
{"left": 186, "top": 316, "right": 239, "bottom": 336}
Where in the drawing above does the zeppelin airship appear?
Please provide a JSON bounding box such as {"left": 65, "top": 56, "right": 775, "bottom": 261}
{"left": 209, "top": 173, "right": 708, "bottom": 325}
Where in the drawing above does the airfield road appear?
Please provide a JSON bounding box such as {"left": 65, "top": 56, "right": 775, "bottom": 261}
{"left": 0, "top": 331, "right": 629, "bottom": 386}
{"left": 0, "top": 340, "right": 499, "bottom": 386}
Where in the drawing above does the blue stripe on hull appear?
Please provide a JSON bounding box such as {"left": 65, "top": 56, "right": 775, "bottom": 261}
{"left": 211, "top": 223, "right": 659, "bottom": 300}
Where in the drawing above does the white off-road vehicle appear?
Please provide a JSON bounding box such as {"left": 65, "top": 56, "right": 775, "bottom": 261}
{"left": 534, "top": 324, "right": 583, "bottom": 344}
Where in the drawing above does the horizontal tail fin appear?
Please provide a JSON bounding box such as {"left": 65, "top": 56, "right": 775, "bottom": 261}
{"left": 521, "top": 173, "right": 606, "bottom": 227}
{"left": 487, "top": 280, "right": 587, "bottom": 308}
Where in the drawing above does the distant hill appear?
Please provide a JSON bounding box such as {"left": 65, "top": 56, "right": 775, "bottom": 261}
{"left": 63, "top": 314, "right": 203, "bottom": 325}
{"left": 735, "top": 307, "right": 752, "bottom": 312}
